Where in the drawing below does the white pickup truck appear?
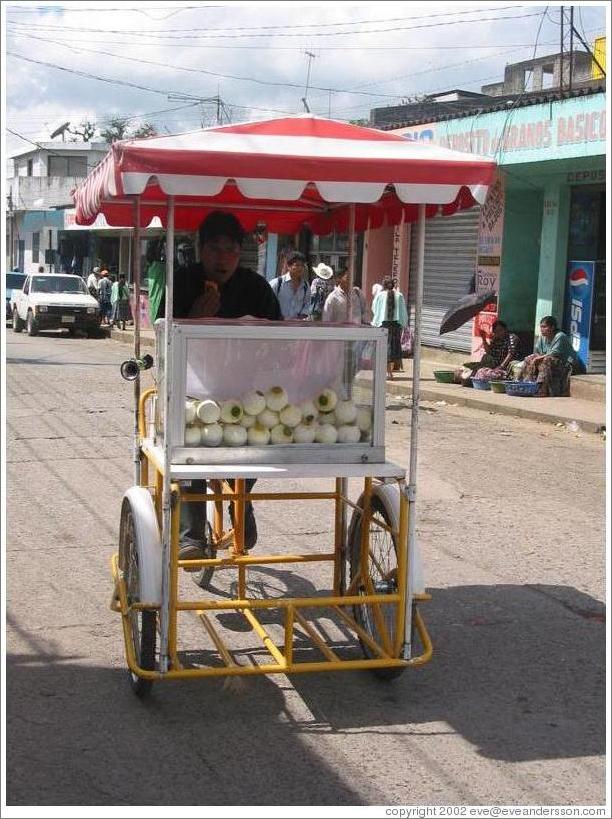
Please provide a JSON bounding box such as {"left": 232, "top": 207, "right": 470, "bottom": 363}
{"left": 12, "top": 273, "right": 102, "bottom": 337}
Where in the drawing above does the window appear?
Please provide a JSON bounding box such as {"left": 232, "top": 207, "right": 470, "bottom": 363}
{"left": 31, "top": 275, "right": 87, "bottom": 295}
{"left": 27, "top": 158, "right": 33, "bottom": 176}
{"left": 47, "top": 155, "right": 88, "bottom": 177}
{"left": 32, "top": 232, "right": 40, "bottom": 263}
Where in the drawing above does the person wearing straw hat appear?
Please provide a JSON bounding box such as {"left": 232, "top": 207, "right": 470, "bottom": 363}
{"left": 308, "top": 261, "right": 335, "bottom": 321}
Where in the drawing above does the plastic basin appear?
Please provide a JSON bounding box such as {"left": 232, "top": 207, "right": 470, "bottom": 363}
{"left": 433, "top": 370, "right": 456, "bottom": 384}
{"left": 489, "top": 380, "right": 507, "bottom": 394}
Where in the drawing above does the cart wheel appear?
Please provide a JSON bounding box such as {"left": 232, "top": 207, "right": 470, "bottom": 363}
{"left": 348, "top": 493, "right": 407, "bottom": 680}
{"left": 119, "top": 496, "right": 157, "bottom": 698}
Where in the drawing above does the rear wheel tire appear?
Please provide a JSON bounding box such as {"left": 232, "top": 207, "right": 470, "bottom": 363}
{"left": 119, "top": 497, "right": 157, "bottom": 698}
{"left": 12, "top": 308, "right": 24, "bottom": 333}
{"left": 349, "top": 494, "right": 407, "bottom": 680}
{"left": 26, "top": 312, "right": 39, "bottom": 336}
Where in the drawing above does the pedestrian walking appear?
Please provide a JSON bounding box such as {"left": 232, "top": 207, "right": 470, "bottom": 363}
{"left": 110, "top": 273, "right": 131, "bottom": 330}
{"left": 371, "top": 276, "right": 408, "bottom": 380}
{"left": 97, "top": 269, "right": 113, "bottom": 325}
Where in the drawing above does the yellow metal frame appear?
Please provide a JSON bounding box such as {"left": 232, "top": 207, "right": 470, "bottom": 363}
{"left": 111, "top": 388, "right": 433, "bottom": 681}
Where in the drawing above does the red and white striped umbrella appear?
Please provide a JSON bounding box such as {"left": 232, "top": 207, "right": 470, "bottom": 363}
{"left": 73, "top": 115, "right": 495, "bottom": 233}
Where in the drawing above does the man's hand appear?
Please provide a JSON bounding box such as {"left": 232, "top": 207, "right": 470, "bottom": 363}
{"left": 188, "top": 283, "right": 220, "bottom": 318}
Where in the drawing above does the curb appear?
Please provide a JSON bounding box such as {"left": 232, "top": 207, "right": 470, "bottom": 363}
{"left": 358, "top": 378, "right": 606, "bottom": 435}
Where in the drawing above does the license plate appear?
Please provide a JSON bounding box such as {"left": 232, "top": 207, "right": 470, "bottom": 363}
{"left": 61, "top": 315, "right": 76, "bottom": 323}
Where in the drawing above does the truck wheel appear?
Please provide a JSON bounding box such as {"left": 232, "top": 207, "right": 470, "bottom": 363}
{"left": 26, "top": 312, "right": 39, "bottom": 337}
{"left": 12, "top": 308, "right": 24, "bottom": 333}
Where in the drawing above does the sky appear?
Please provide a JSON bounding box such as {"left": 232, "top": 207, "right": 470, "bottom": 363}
{"left": 2, "top": 0, "right": 609, "bottom": 157}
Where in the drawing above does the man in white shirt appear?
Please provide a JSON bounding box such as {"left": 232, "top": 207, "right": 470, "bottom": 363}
{"left": 322, "top": 268, "right": 369, "bottom": 325}
{"left": 86, "top": 266, "right": 101, "bottom": 298}
{"left": 270, "top": 251, "right": 310, "bottom": 319}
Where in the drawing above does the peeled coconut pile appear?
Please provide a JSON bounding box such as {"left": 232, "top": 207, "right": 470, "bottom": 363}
{"left": 183, "top": 386, "right": 372, "bottom": 446}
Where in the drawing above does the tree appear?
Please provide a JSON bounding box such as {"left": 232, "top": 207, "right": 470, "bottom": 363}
{"left": 68, "top": 120, "right": 98, "bottom": 142}
{"left": 131, "top": 122, "right": 158, "bottom": 139}
{"left": 349, "top": 118, "right": 370, "bottom": 127}
{"left": 100, "top": 117, "right": 130, "bottom": 143}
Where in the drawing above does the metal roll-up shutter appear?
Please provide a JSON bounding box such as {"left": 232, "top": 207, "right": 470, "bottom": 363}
{"left": 409, "top": 208, "right": 479, "bottom": 352}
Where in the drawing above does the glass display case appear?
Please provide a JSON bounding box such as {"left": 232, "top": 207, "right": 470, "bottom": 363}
{"left": 152, "top": 319, "right": 387, "bottom": 465}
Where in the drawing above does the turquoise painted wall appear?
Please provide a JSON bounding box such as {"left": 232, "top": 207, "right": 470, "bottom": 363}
{"left": 499, "top": 188, "right": 543, "bottom": 335}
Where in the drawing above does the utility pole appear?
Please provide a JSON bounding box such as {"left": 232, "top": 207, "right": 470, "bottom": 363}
{"left": 303, "top": 50, "right": 316, "bottom": 113}
{"left": 569, "top": 6, "right": 575, "bottom": 91}
{"left": 559, "top": 6, "right": 564, "bottom": 91}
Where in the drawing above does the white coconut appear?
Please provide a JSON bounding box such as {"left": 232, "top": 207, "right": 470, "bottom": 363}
{"left": 337, "top": 424, "right": 361, "bottom": 444}
{"left": 257, "top": 408, "right": 279, "bottom": 429}
{"left": 242, "top": 389, "right": 266, "bottom": 417}
{"left": 185, "top": 400, "right": 197, "bottom": 425}
{"left": 315, "top": 423, "right": 338, "bottom": 444}
{"left": 196, "top": 399, "right": 221, "bottom": 425}
{"left": 335, "top": 399, "right": 358, "bottom": 425}
{"left": 220, "top": 399, "right": 244, "bottom": 424}
{"left": 241, "top": 413, "right": 256, "bottom": 429}
{"left": 299, "top": 399, "right": 318, "bottom": 424}
{"left": 200, "top": 423, "right": 223, "bottom": 447}
{"left": 184, "top": 425, "right": 201, "bottom": 446}
{"left": 356, "top": 407, "right": 373, "bottom": 432}
{"left": 279, "top": 403, "right": 302, "bottom": 428}
{"left": 223, "top": 424, "right": 247, "bottom": 447}
{"left": 315, "top": 388, "right": 338, "bottom": 413}
{"left": 270, "top": 424, "right": 293, "bottom": 444}
{"left": 318, "top": 410, "right": 336, "bottom": 427}
{"left": 247, "top": 423, "right": 270, "bottom": 446}
{"left": 293, "top": 422, "right": 316, "bottom": 444}
{"left": 265, "top": 385, "right": 289, "bottom": 412}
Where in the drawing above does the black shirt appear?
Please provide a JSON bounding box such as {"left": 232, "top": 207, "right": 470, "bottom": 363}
{"left": 160, "top": 263, "right": 282, "bottom": 321}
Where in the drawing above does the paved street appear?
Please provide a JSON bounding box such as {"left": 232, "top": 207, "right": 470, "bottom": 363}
{"left": 4, "top": 331, "right": 606, "bottom": 807}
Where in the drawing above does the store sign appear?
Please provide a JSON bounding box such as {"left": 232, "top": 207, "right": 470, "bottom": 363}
{"left": 393, "top": 93, "right": 606, "bottom": 165}
{"left": 563, "top": 261, "right": 594, "bottom": 370}
{"left": 472, "top": 175, "right": 504, "bottom": 357}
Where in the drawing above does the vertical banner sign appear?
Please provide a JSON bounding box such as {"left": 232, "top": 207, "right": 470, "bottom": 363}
{"left": 564, "top": 261, "right": 594, "bottom": 371}
{"left": 391, "top": 225, "right": 402, "bottom": 279}
{"left": 472, "top": 174, "right": 505, "bottom": 357}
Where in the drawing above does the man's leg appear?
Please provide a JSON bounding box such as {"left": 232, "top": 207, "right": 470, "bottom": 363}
{"left": 228, "top": 479, "right": 258, "bottom": 550}
{"left": 178, "top": 479, "right": 210, "bottom": 559}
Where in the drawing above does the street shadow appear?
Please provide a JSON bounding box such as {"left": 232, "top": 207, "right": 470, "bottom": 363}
{"left": 5, "top": 648, "right": 362, "bottom": 806}
{"left": 288, "top": 582, "right": 606, "bottom": 763}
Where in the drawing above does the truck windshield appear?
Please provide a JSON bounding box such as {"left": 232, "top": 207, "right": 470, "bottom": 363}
{"left": 31, "top": 276, "right": 88, "bottom": 295}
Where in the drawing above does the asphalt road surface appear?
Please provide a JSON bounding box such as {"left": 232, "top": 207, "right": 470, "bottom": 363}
{"left": 4, "top": 330, "right": 607, "bottom": 808}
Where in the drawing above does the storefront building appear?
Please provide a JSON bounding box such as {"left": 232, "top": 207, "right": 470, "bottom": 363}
{"left": 366, "top": 86, "right": 606, "bottom": 371}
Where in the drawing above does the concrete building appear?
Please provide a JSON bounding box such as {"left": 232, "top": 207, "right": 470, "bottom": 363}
{"left": 363, "top": 48, "right": 606, "bottom": 373}
{"left": 6, "top": 141, "right": 110, "bottom": 275}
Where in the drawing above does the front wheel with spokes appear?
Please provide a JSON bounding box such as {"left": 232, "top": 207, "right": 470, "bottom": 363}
{"left": 348, "top": 493, "right": 407, "bottom": 680}
{"left": 119, "top": 496, "right": 158, "bottom": 697}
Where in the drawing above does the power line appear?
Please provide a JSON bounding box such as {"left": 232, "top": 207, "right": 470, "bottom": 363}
{"left": 7, "top": 10, "right": 544, "bottom": 40}
{"left": 6, "top": 5, "right": 529, "bottom": 33}
{"left": 7, "top": 26, "right": 589, "bottom": 51}
{"left": 6, "top": 44, "right": 430, "bottom": 100}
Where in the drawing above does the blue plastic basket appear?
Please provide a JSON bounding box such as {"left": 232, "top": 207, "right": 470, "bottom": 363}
{"left": 470, "top": 378, "right": 491, "bottom": 391}
{"left": 504, "top": 380, "right": 540, "bottom": 397}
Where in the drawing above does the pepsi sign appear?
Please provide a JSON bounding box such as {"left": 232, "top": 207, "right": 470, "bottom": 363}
{"left": 564, "top": 261, "right": 594, "bottom": 371}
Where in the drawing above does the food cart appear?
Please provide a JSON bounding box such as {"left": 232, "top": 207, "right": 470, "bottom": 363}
{"left": 73, "top": 116, "right": 495, "bottom": 696}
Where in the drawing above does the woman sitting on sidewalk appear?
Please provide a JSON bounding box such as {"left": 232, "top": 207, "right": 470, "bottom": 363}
{"left": 463, "top": 320, "right": 521, "bottom": 384}
{"left": 520, "top": 316, "right": 576, "bottom": 397}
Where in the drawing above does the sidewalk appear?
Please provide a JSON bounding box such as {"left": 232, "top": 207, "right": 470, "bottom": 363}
{"left": 109, "top": 326, "right": 607, "bottom": 434}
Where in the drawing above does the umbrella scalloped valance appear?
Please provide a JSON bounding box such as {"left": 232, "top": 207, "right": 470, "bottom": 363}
{"left": 73, "top": 115, "right": 496, "bottom": 234}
